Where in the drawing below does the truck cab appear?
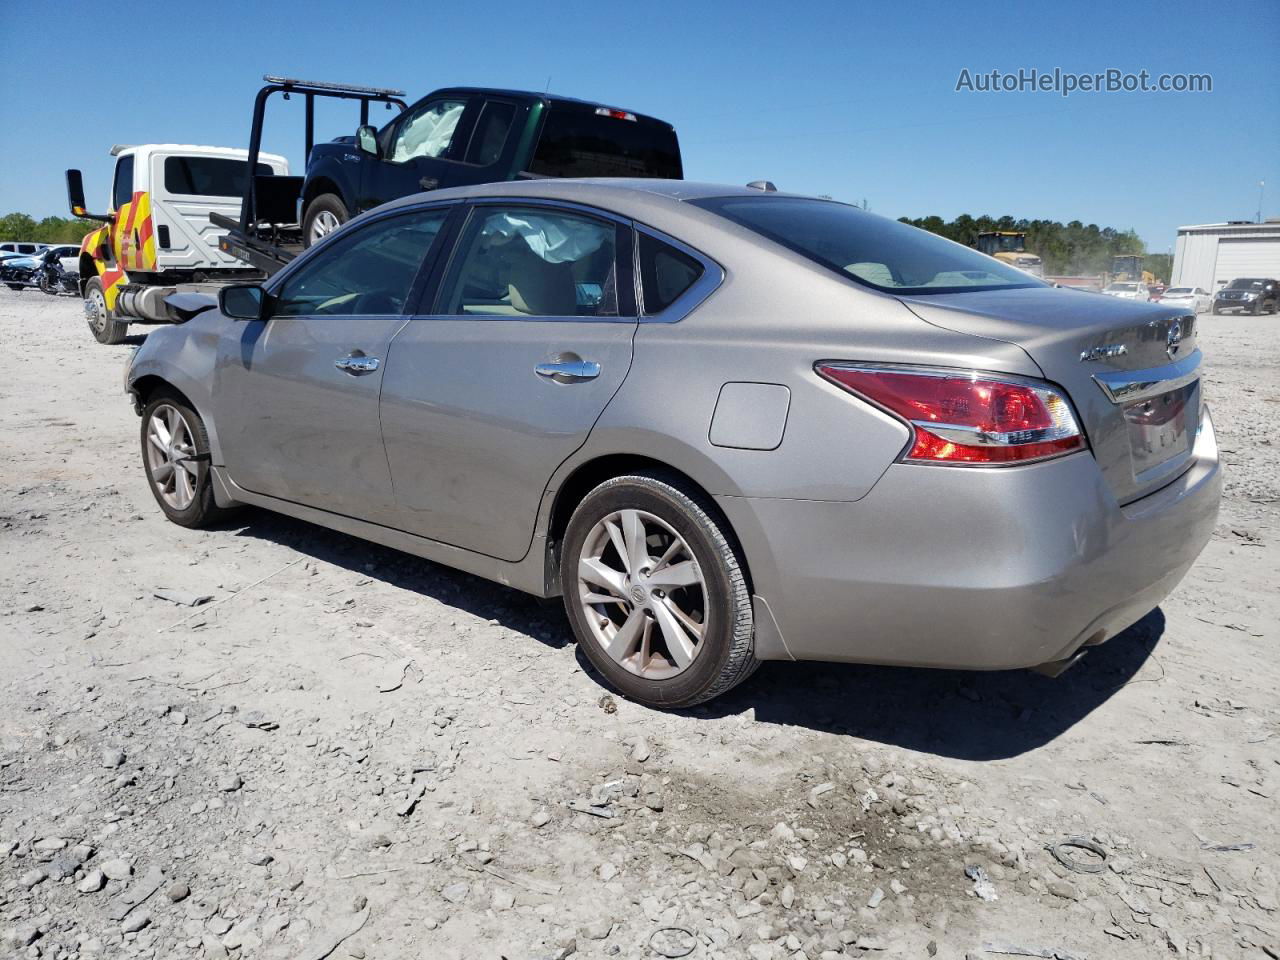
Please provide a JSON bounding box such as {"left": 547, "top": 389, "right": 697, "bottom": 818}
{"left": 67, "top": 144, "right": 289, "bottom": 343}
{"left": 300, "top": 88, "right": 682, "bottom": 245}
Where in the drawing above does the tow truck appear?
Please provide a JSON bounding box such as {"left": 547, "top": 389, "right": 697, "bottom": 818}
{"left": 66, "top": 145, "right": 288, "bottom": 344}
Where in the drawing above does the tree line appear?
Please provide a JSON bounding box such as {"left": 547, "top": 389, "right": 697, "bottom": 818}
{"left": 899, "top": 213, "right": 1170, "bottom": 280}
{"left": 0, "top": 213, "right": 101, "bottom": 245}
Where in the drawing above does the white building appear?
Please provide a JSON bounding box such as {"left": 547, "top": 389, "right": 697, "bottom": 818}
{"left": 1172, "top": 220, "right": 1280, "bottom": 291}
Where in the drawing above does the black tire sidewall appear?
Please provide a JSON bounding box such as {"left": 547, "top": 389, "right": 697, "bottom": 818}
{"left": 561, "top": 477, "right": 744, "bottom": 708}
{"left": 140, "top": 393, "right": 217, "bottom": 527}
{"left": 302, "top": 193, "right": 349, "bottom": 249}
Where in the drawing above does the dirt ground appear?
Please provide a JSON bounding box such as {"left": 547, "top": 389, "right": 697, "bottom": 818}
{"left": 1, "top": 290, "right": 1277, "bottom": 960}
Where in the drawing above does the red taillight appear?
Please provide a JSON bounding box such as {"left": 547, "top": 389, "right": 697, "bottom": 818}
{"left": 816, "top": 364, "right": 1084, "bottom": 465}
{"left": 594, "top": 107, "right": 637, "bottom": 121}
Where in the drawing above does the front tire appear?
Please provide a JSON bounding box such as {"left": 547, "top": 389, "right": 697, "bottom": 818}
{"left": 85, "top": 276, "right": 128, "bottom": 344}
{"left": 140, "top": 391, "right": 234, "bottom": 529}
{"left": 302, "top": 193, "right": 349, "bottom": 248}
{"left": 561, "top": 472, "right": 757, "bottom": 709}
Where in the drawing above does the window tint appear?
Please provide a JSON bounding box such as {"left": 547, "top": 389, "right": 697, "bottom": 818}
{"left": 529, "top": 108, "right": 682, "bottom": 179}
{"left": 465, "top": 101, "right": 516, "bottom": 166}
{"left": 693, "top": 197, "right": 1043, "bottom": 295}
{"left": 112, "top": 155, "right": 135, "bottom": 210}
{"left": 273, "top": 210, "right": 448, "bottom": 318}
{"left": 441, "top": 207, "right": 619, "bottom": 318}
{"left": 638, "top": 233, "right": 704, "bottom": 314}
{"left": 391, "top": 99, "right": 466, "bottom": 163}
{"left": 164, "top": 156, "right": 271, "bottom": 197}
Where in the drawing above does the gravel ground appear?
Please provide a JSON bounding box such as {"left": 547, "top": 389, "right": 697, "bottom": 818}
{"left": 1, "top": 290, "right": 1277, "bottom": 960}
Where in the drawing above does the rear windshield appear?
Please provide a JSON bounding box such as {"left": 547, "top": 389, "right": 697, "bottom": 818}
{"left": 530, "top": 108, "right": 682, "bottom": 179}
{"left": 693, "top": 196, "right": 1041, "bottom": 295}
{"left": 1164, "top": 288, "right": 1193, "bottom": 296}
{"left": 164, "top": 156, "right": 273, "bottom": 197}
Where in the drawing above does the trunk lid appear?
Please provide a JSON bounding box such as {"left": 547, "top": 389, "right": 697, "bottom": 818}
{"left": 897, "top": 286, "right": 1202, "bottom": 504}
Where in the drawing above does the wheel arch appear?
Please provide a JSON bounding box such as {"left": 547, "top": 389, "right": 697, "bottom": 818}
{"left": 545, "top": 453, "right": 753, "bottom": 594}
{"left": 301, "top": 173, "right": 345, "bottom": 210}
{"left": 129, "top": 374, "right": 191, "bottom": 413}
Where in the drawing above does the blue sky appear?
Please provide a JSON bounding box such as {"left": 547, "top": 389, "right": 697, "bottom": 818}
{"left": 2, "top": 0, "right": 1276, "bottom": 250}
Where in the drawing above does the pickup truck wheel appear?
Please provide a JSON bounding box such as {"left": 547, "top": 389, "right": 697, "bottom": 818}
{"left": 85, "top": 276, "right": 128, "bottom": 345}
{"left": 303, "top": 194, "right": 348, "bottom": 248}
{"left": 140, "top": 391, "right": 235, "bottom": 528}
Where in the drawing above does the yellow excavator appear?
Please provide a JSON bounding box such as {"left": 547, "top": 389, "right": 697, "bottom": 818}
{"left": 975, "top": 231, "right": 1044, "bottom": 278}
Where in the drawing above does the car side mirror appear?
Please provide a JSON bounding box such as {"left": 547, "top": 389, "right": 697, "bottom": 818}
{"left": 219, "top": 283, "right": 267, "bottom": 321}
{"left": 65, "top": 169, "right": 113, "bottom": 222}
{"left": 357, "top": 125, "right": 380, "bottom": 157}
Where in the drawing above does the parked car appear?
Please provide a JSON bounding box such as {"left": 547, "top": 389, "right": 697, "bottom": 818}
{"left": 299, "top": 87, "right": 681, "bottom": 246}
{"left": 1, "top": 253, "right": 40, "bottom": 290}
{"left": 124, "top": 181, "right": 1221, "bottom": 709}
{"left": 1148, "top": 284, "right": 1167, "bottom": 301}
{"left": 0, "top": 241, "right": 48, "bottom": 256}
{"left": 1212, "top": 277, "right": 1278, "bottom": 315}
{"left": 35, "top": 244, "right": 82, "bottom": 295}
{"left": 1102, "top": 281, "right": 1150, "bottom": 301}
{"left": 1159, "top": 286, "right": 1212, "bottom": 314}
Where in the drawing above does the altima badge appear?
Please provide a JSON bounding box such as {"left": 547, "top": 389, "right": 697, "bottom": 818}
{"left": 1079, "top": 344, "right": 1128, "bottom": 362}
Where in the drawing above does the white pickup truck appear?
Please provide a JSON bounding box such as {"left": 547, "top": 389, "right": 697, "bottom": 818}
{"left": 67, "top": 144, "right": 288, "bottom": 344}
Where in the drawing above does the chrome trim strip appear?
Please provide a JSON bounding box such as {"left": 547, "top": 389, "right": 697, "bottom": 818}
{"left": 1092, "top": 349, "right": 1202, "bottom": 404}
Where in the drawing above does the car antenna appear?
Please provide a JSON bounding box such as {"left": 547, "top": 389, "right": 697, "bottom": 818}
{"left": 746, "top": 180, "right": 777, "bottom": 192}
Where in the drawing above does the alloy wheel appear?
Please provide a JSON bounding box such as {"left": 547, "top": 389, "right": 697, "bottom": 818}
{"left": 310, "top": 210, "right": 341, "bottom": 242}
{"left": 145, "top": 403, "right": 199, "bottom": 510}
{"left": 575, "top": 509, "right": 708, "bottom": 680}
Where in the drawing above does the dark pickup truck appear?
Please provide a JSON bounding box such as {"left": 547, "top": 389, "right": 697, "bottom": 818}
{"left": 218, "top": 77, "right": 683, "bottom": 274}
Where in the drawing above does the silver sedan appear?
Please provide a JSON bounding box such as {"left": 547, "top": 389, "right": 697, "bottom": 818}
{"left": 126, "top": 180, "right": 1222, "bottom": 708}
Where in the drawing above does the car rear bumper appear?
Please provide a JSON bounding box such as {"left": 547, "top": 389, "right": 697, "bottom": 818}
{"left": 717, "top": 408, "right": 1222, "bottom": 670}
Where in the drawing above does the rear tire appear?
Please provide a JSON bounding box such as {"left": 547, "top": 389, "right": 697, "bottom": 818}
{"left": 85, "top": 276, "right": 128, "bottom": 344}
{"left": 140, "top": 390, "right": 235, "bottom": 529}
{"left": 302, "top": 193, "right": 349, "bottom": 248}
{"left": 561, "top": 472, "right": 757, "bottom": 709}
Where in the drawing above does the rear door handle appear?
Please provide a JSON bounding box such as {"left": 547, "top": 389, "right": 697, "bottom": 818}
{"left": 335, "top": 355, "right": 380, "bottom": 375}
{"left": 535, "top": 359, "right": 601, "bottom": 383}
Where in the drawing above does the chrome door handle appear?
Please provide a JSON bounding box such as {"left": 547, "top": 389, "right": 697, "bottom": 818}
{"left": 335, "top": 355, "right": 380, "bottom": 374}
{"left": 535, "top": 359, "right": 601, "bottom": 383}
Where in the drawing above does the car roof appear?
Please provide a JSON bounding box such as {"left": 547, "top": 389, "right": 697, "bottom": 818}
{"left": 380, "top": 178, "right": 816, "bottom": 214}
{"left": 425, "top": 88, "right": 671, "bottom": 124}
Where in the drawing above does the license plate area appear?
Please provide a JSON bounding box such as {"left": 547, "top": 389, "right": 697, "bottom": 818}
{"left": 1124, "top": 380, "right": 1197, "bottom": 482}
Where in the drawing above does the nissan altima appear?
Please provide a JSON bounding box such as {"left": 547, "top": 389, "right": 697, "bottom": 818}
{"left": 126, "top": 180, "right": 1222, "bottom": 708}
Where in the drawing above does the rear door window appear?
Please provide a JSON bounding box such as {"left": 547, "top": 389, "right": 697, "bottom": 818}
{"left": 465, "top": 101, "right": 517, "bottom": 166}
{"left": 638, "top": 233, "right": 704, "bottom": 314}
{"left": 164, "top": 157, "right": 271, "bottom": 197}
{"left": 439, "top": 206, "right": 621, "bottom": 318}
{"left": 529, "top": 108, "right": 681, "bottom": 179}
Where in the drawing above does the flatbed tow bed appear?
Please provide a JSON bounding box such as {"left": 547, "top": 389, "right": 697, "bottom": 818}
{"left": 216, "top": 76, "right": 407, "bottom": 276}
